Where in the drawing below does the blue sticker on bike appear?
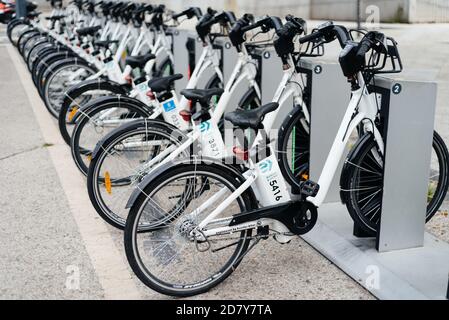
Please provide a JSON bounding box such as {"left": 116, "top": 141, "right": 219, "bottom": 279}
{"left": 162, "top": 100, "right": 176, "bottom": 112}
{"left": 259, "top": 159, "right": 272, "bottom": 173}
{"left": 200, "top": 121, "right": 211, "bottom": 133}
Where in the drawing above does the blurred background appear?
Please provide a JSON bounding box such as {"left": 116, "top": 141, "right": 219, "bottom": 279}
{"left": 32, "top": 0, "right": 449, "bottom": 23}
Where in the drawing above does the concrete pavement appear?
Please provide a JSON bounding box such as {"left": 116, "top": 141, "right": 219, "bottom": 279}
{"left": 0, "top": 40, "right": 105, "bottom": 299}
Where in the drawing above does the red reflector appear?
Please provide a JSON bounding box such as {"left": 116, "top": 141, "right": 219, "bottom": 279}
{"left": 233, "top": 146, "right": 248, "bottom": 161}
{"left": 179, "top": 110, "right": 192, "bottom": 122}
{"left": 146, "top": 91, "right": 155, "bottom": 100}
{"left": 125, "top": 75, "right": 132, "bottom": 84}
{"left": 187, "top": 65, "right": 191, "bottom": 80}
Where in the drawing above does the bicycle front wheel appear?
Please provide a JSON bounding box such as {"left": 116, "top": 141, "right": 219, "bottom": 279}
{"left": 277, "top": 105, "right": 310, "bottom": 189}
{"left": 341, "top": 131, "right": 449, "bottom": 235}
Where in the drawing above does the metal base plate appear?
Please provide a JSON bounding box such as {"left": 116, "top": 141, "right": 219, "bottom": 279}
{"left": 301, "top": 202, "right": 449, "bottom": 300}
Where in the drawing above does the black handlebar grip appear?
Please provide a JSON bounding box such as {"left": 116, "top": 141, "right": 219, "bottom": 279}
{"left": 356, "top": 40, "right": 372, "bottom": 58}
{"left": 299, "top": 32, "right": 322, "bottom": 44}
{"left": 240, "top": 18, "right": 262, "bottom": 33}
{"left": 285, "top": 14, "right": 306, "bottom": 31}
{"left": 172, "top": 10, "right": 187, "bottom": 19}
{"left": 207, "top": 7, "right": 217, "bottom": 15}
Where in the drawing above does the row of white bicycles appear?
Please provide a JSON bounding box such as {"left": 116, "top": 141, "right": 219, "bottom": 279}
{"left": 7, "top": 0, "right": 449, "bottom": 296}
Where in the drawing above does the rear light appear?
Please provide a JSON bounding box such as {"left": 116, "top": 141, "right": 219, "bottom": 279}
{"left": 124, "top": 75, "right": 132, "bottom": 84}
{"left": 187, "top": 65, "right": 191, "bottom": 80}
{"left": 146, "top": 91, "right": 155, "bottom": 100}
{"left": 179, "top": 110, "right": 192, "bottom": 122}
{"left": 233, "top": 146, "right": 249, "bottom": 161}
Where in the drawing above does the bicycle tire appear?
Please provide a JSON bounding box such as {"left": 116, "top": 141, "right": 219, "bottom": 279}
{"left": 124, "top": 162, "right": 256, "bottom": 297}
{"left": 340, "top": 131, "right": 449, "bottom": 235}
{"left": 87, "top": 119, "right": 188, "bottom": 229}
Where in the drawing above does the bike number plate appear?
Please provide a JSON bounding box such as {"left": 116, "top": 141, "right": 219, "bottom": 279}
{"left": 254, "top": 154, "right": 291, "bottom": 206}
{"left": 161, "top": 97, "right": 189, "bottom": 131}
{"left": 199, "top": 120, "right": 225, "bottom": 158}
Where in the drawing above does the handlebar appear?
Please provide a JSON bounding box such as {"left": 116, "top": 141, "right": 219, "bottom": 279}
{"left": 196, "top": 8, "right": 234, "bottom": 42}
{"left": 133, "top": 4, "right": 153, "bottom": 15}
{"left": 273, "top": 15, "right": 307, "bottom": 63}
{"left": 173, "top": 7, "right": 202, "bottom": 20}
{"left": 285, "top": 14, "right": 306, "bottom": 32}
{"left": 228, "top": 15, "right": 282, "bottom": 50}
{"left": 241, "top": 16, "right": 282, "bottom": 33}
{"left": 298, "top": 32, "right": 321, "bottom": 44}
{"left": 356, "top": 31, "right": 385, "bottom": 57}
{"left": 152, "top": 4, "right": 165, "bottom": 14}
{"left": 298, "top": 22, "right": 350, "bottom": 48}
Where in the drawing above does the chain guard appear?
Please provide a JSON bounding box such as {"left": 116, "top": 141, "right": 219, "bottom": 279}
{"left": 229, "top": 200, "right": 318, "bottom": 236}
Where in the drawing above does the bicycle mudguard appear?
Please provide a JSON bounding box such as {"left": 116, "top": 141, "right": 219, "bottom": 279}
{"left": 125, "top": 156, "right": 255, "bottom": 209}
{"left": 339, "top": 132, "right": 374, "bottom": 205}
{"left": 62, "top": 79, "right": 129, "bottom": 105}
{"left": 59, "top": 79, "right": 130, "bottom": 144}
{"left": 70, "top": 94, "right": 153, "bottom": 124}
{"left": 90, "top": 118, "right": 176, "bottom": 159}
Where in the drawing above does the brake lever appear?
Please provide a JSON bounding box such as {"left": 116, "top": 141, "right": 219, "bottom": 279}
{"left": 311, "top": 39, "right": 325, "bottom": 51}
{"left": 249, "top": 30, "right": 264, "bottom": 42}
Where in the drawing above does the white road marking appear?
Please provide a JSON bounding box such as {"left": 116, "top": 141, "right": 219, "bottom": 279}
{"left": 7, "top": 44, "right": 142, "bottom": 300}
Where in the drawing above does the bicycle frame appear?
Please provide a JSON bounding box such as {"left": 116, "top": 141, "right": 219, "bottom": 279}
{"left": 178, "top": 38, "right": 224, "bottom": 111}
{"left": 308, "top": 72, "right": 384, "bottom": 206}
{"left": 138, "top": 44, "right": 261, "bottom": 171}
{"left": 189, "top": 71, "right": 384, "bottom": 240}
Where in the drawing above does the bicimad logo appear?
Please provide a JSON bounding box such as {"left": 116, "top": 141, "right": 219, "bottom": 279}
{"left": 259, "top": 159, "right": 272, "bottom": 173}
{"left": 162, "top": 100, "right": 176, "bottom": 112}
{"left": 200, "top": 121, "right": 211, "bottom": 133}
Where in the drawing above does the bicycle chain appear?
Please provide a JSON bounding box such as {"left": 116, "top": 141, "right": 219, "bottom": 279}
{"left": 199, "top": 229, "right": 296, "bottom": 253}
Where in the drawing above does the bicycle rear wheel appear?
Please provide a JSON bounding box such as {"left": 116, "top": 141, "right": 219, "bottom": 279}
{"left": 124, "top": 163, "right": 256, "bottom": 296}
{"left": 87, "top": 120, "right": 188, "bottom": 229}
{"left": 34, "top": 50, "right": 74, "bottom": 92}
{"left": 58, "top": 80, "right": 128, "bottom": 145}
{"left": 70, "top": 97, "right": 153, "bottom": 175}
{"left": 17, "top": 29, "right": 39, "bottom": 56}
{"left": 8, "top": 22, "right": 31, "bottom": 46}
{"left": 42, "top": 58, "right": 96, "bottom": 118}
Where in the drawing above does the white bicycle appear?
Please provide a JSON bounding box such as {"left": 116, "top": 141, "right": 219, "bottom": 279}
{"left": 123, "top": 21, "right": 449, "bottom": 296}
{"left": 85, "top": 12, "right": 271, "bottom": 228}
{"left": 70, "top": 8, "right": 235, "bottom": 176}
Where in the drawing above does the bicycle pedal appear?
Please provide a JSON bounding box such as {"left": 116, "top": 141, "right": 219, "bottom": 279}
{"left": 300, "top": 180, "right": 320, "bottom": 197}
